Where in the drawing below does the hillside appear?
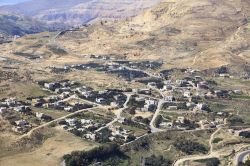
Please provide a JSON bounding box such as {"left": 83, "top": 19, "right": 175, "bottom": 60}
{"left": 0, "top": 0, "right": 28, "bottom": 6}
{"left": 38, "top": 0, "right": 247, "bottom": 69}
{"left": 0, "top": 0, "right": 250, "bottom": 69}
{"left": 0, "top": 1, "right": 250, "bottom": 166}
{"left": 0, "top": 14, "right": 50, "bottom": 43}
{"left": 0, "top": 0, "right": 162, "bottom": 26}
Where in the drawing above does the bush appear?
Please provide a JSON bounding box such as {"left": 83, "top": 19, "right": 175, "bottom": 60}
{"left": 128, "top": 109, "right": 136, "bottom": 115}
{"left": 155, "top": 115, "right": 163, "bottom": 128}
{"left": 228, "top": 116, "right": 244, "bottom": 125}
{"left": 145, "top": 155, "right": 172, "bottom": 166}
{"left": 195, "top": 158, "right": 220, "bottom": 166}
{"left": 239, "top": 131, "right": 250, "bottom": 138}
{"left": 134, "top": 116, "right": 150, "bottom": 125}
{"left": 63, "top": 144, "right": 127, "bottom": 166}
{"left": 126, "top": 134, "right": 136, "bottom": 142}
{"left": 95, "top": 128, "right": 112, "bottom": 143}
{"left": 181, "top": 119, "right": 199, "bottom": 130}
{"left": 212, "top": 138, "right": 223, "bottom": 144}
{"left": 174, "top": 140, "right": 208, "bottom": 155}
{"left": 132, "top": 138, "right": 150, "bottom": 151}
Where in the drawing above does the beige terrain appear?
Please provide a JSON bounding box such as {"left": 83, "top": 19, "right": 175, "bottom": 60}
{"left": 0, "top": 127, "right": 98, "bottom": 166}
{"left": 0, "top": 0, "right": 250, "bottom": 165}
{"left": 0, "top": 0, "right": 250, "bottom": 71}
{"left": 0, "top": 0, "right": 162, "bottom": 26}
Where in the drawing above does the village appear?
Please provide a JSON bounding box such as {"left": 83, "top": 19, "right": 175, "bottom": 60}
{"left": 0, "top": 59, "right": 249, "bottom": 146}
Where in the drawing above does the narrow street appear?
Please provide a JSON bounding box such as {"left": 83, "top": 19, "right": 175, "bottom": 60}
{"left": 235, "top": 149, "right": 250, "bottom": 165}
{"left": 19, "top": 107, "right": 98, "bottom": 139}
{"left": 149, "top": 99, "right": 165, "bottom": 133}
{"left": 95, "top": 94, "right": 131, "bottom": 132}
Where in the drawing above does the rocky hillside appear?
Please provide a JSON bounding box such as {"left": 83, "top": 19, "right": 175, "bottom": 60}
{"left": 0, "top": 14, "right": 49, "bottom": 43}
{"left": 117, "top": 0, "right": 250, "bottom": 68}
{"left": 0, "top": 0, "right": 162, "bottom": 26}
{"left": 0, "top": 0, "right": 250, "bottom": 70}
{"left": 52, "top": 0, "right": 249, "bottom": 69}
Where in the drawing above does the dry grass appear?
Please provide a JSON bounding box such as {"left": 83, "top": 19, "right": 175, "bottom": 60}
{"left": 0, "top": 127, "right": 98, "bottom": 166}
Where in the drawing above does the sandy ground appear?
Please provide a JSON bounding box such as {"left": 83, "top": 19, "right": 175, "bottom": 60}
{"left": 135, "top": 111, "right": 154, "bottom": 118}
{"left": 0, "top": 127, "right": 98, "bottom": 166}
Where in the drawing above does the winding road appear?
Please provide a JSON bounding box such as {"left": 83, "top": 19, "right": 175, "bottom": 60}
{"left": 19, "top": 107, "right": 98, "bottom": 139}
{"left": 95, "top": 94, "right": 131, "bottom": 132}
{"left": 149, "top": 99, "right": 165, "bottom": 133}
{"left": 174, "top": 127, "right": 222, "bottom": 166}
{"left": 235, "top": 149, "right": 250, "bottom": 165}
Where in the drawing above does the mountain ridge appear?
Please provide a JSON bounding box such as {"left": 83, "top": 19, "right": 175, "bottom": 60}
{"left": 0, "top": 0, "right": 249, "bottom": 70}
{"left": 0, "top": 0, "right": 162, "bottom": 26}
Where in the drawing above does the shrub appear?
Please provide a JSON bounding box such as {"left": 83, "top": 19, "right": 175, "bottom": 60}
{"left": 145, "top": 155, "right": 172, "bottom": 166}
{"left": 239, "top": 131, "right": 250, "bottom": 138}
{"left": 212, "top": 138, "right": 223, "bottom": 144}
{"left": 174, "top": 140, "right": 208, "bottom": 155}
{"left": 195, "top": 158, "right": 220, "bottom": 166}
{"left": 63, "top": 144, "right": 127, "bottom": 166}
{"left": 155, "top": 115, "right": 163, "bottom": 128}
{"left": 228, "top": 116, "right": 244, "bottom": 125}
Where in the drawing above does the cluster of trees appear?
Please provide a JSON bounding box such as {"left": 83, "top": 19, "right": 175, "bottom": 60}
{"left": 123, "top": 118, "right": 148, "bottom": 129}
{"left": 195, "top": 158, "right": 220, "bottom": 166}
{"left": 174, "top": 140, "right": 208, "bottom": 155}
{"left": 155, "top": 115, "right": 163, "bottom": 128}
{"left": 228, "top": 115, "right": 244, "bottom": 126}
{"left": 63, "top": 144, "right": 127, "bottom": 166}
{"left": 127, "top": 97, "right": 145, "bottom": 108}
{"left": 95, "top": 128, "right": 112, "bottom": 143}
{"left": 216, "top": 66, "right": 228, "bottom": 74}
{"left": 134, "top": 116, "right": 150, "bottom": 125}
{"left": 180, "top": 119, "right": 199, "bottom": 130}
{"left": 239, "top": 131, "right": 250, "bottom": 138}
{"left": 145, "top": 155, "right": 172, "bottom": 166}
{"left": 132, "top": 138, "right": 150, "bottom": 151}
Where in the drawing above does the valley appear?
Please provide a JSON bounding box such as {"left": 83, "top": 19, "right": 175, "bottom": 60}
{"left": 0, "top": 0, "right": 250, "bottom": 166}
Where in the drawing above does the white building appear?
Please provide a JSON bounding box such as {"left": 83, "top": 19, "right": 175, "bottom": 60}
{"left": 81, "top": 119, "right": 93, "bottom": 125}
{"left": 145, "top": 100, "right": 158, "bottom": 106}
{"left": 44, "top": 83, "right": 55, "bottom": 90}
{"left": 65, "top": 118, "right": 77, "bottom": 126}
{"left": 163, "top": 96, "right": 174, "bottom": 102}
{"left": 96, "top": 98, "right": 106, "bottom": 104}
{"left": 196, "top": 103, "right": 208, "bottom": 111}
{"left": 184, "top": 91, "right": 192, "bottom": 98}
{"left": 0, "top": 107, "right": 7, "bottom": 114}
{"left": 85, "top": 133, "right": 96, "bottom": 141}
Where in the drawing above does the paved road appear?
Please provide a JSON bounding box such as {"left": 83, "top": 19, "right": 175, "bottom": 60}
{"left": 149, "top": 99, "right": 165, "bottom": 133}
{"left": 174, "top": 127, "right": 222, "bottom": 166}
{"left": 121, "top": 133, "right": 148, "bottom": 147}
{"left": 58, "top": 94, "right": 77, "bottom": 102}
{"left": 147, "top": 85, "right": 165, "bottom": 133}
{"left": 235, "top": 149, "right": 250, "bottom": 165}
{"left": 173, "top": 125, "right": 250, "bottom": 166}
{"left": 95, "top": 94, "right": 131, "bottom": 132}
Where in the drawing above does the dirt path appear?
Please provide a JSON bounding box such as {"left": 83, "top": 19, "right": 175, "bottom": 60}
{"left": 173, "top": 122, "right": 250, "bottom": 166}
{"left": 192, "top": 55, "right": 198, "bottom": 66}
{"left": 173, "top": 127, "right": 222, "bottom": 166}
